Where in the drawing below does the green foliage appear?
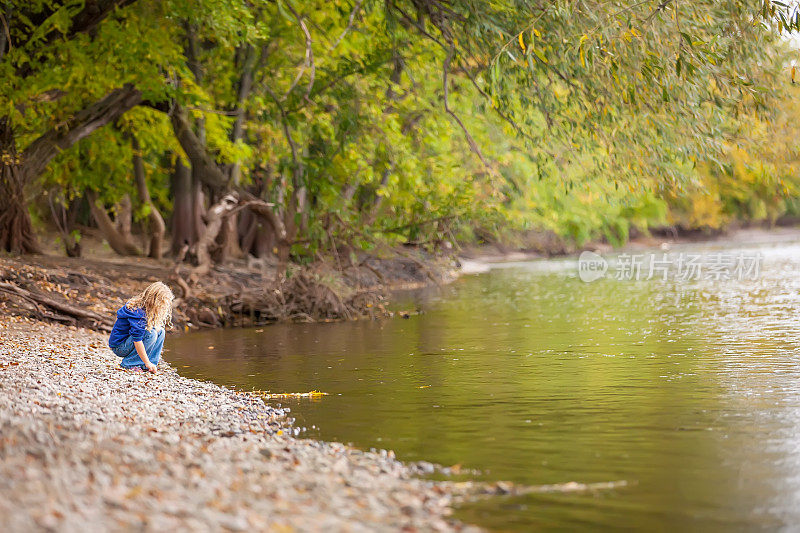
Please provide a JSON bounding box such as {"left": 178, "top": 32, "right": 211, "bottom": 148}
{"left": 3, "top": 0, "right": 799, "bottom": 256}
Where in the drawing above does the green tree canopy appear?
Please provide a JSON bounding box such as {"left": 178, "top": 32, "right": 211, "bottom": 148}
{"left": 0, "top": 0, "right": 797, "bottom": 260}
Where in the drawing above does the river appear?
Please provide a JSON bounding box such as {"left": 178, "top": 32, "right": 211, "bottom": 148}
{"left": 169, "top": 238, "right": 800, "bottom": 530}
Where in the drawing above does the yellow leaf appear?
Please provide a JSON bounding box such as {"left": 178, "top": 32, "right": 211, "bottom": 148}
{"left": 578, "top": 34, "right": 589, "bottom": 68}
{"left": 518, "top": 32, "right": 525, "bottom": 51}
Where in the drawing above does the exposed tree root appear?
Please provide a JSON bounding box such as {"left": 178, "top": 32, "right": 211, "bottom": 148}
{"left": 222, "top": 271, "right": 385, "bottom": 325}
{"left": 0, "top": 251, "right": 453, "bottom": 332}
{"left": 0, "top": 281, "right": 114, "bottom": 331}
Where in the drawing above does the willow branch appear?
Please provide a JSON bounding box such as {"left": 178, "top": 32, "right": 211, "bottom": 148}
{"left": 331, "top": 0, "right": 364, "bottom": 49}
{"left": 442, "top": 46, "right": 490, "bottom": 169}
{"left": 282, "top": 4, "right": 315, "bottom": 101}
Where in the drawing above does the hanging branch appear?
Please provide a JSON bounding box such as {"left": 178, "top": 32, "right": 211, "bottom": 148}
{"left": 265, "top": 86, "right": 304, "bottom": 185}
{"left": 331, "top": 0, "right": 364, "bottom": 49}
{"left": 20, "top": 85, "right": 142, "bottom": 184}
{"left": 131, "top": 135, "right": 166, "bottom": 259}
{"left": 282, "top": 4, "right": 316, "bottom": 101}
{"left": 442, "top": 45, "right": 490, "bottom": 169}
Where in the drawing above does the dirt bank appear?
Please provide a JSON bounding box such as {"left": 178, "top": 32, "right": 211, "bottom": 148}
{"left": 0, "top": 251, "right": 456, "bottom": 333}
{"left": 6, "top": 226, "right": 797, "bottom": 334}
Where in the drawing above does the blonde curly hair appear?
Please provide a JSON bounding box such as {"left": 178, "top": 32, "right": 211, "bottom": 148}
{"left": 126, "top": 281, "right": 174, "bottom": 331}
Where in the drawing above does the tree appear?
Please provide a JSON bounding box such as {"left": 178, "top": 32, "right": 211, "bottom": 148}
{"left": 4, "top": 0, "right": 798, "bottom": 263}
{"left": 0, "top": 0, "right": 178, "bottom": 253}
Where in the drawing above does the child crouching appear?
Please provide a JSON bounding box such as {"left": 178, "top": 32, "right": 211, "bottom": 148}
{"left": 108, "top": 282, "right": 174, "bottom": 373}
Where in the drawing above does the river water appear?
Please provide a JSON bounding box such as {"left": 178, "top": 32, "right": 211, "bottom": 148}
{"left": 169, "top": 239, "right": 800, "bottom": 530}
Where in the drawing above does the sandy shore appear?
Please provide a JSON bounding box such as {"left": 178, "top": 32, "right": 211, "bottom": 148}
{"left": 0, "top": 317, "right": 478, "bottom": 532}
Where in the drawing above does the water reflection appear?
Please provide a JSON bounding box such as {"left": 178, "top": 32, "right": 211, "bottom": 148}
{"left": 169, "top": 241, "right": 800, "bottom": 530}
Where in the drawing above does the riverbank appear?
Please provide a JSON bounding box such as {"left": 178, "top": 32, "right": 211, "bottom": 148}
{"left": 459, "top": 225, "right": 800, "bottom": 264}
{"left": 0, "top": 250, "right": 456, "bottom": 333}
{"left": 4, "top": 226, "right": 798, "bottom": 335}
{"left": 0, "top": 316, "right": 481, "bottom": 531}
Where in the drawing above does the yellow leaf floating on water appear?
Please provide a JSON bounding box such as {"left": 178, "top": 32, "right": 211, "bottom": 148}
{"left": 248, "top": 390, "right": 329, "bottom": 399}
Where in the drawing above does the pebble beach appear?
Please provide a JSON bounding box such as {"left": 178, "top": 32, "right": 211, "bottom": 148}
{"left": 0, "top": 317, "right": 477, "bottom": 532}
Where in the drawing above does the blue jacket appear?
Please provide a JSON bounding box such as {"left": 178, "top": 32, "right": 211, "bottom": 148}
{"left": 108, "top": 305, "right": 147, "bottom": 348}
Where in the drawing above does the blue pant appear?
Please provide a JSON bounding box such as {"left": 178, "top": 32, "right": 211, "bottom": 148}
{"left": 112, "top": 328, "right": 165, "bottom": 369}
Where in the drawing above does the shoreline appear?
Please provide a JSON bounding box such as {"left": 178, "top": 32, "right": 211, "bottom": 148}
{"left": 4, "top": 226, "right": 798, "bottom": 335}
{"left": 0, "top": 252, "right": 458, "bottom": 333}
{"left": 459, "top": 225, "right": 800, "bottom": 266}
{"left": 0, "top": 316, "right": 479, "bottom": 531}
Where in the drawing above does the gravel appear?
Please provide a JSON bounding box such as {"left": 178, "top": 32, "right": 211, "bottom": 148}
{"left": 0, "top": 317, "right": 479, "bottom": 532}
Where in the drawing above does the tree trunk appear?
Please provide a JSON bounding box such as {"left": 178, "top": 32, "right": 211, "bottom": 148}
{"left": 254, "top": 224, "right": 276, "bottom": 258}
{"left": 189, "top": 193, "right": 239, "bottom": 283}
{"left": 170, "top": 105, "right": 228, "bottom": 191}
{"left": 239, "top": 210, "right": 258, "bottom": 256}
{"left": 115, "top": 194, "right": 133, "bottom": 238}
{"left": 0, "top": 165, "right": 41, "bottom": 254}
{"left": 0, "top": 86, "right": 142, "bottom": 254}
{"left": 0, "top": 118, "right": 41, "bottom": 254}
{"left": 86, "top": 190, "right": 141, "bottom": 256}
{"left": 132, "top": 136, "right": 166, "bottom": 259}
{"left": 228, "top": 43, "right": 260, "bottom": 187}
{"left": 217, "top": 216, "right": 242, "bottom": 263}
{"left": 170, "top": 157, "right": 195, "bottom": 255}
{"left": 242, "top": 196, "right": 292, "bottom": 282}
{"left": 62, "top": 199, "right": 83, "bottom": 257}
{"left": 48, "top": 192, "right": 83, "bottom": 257}
{"left": 192, "top": 173, "right": 206, "bottom": 242}
{"left": 363, "top": 165, "right": 393, "bottom": 225}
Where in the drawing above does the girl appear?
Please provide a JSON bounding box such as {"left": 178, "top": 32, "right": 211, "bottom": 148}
{"left": 108, "top": 281, "right": 174, "bottom": 373}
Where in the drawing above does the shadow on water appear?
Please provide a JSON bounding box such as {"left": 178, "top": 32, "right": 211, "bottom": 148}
{"left": 169, "top": 242, "right": 800, "bottom": 530}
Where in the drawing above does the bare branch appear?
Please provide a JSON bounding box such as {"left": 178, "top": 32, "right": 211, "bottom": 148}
{"left": 282, "top": 4, "right": 316, "bottom": 101}
{"left": 331, "top": 0, "right": 364, "bottom": 49}
{"left": 0, "top": 10, "right": 11, "bottom": 56}
{"left": 442, "top": 46, "right": 490, "bottom": 169}
{"left": 644, "top": 0, "right": 675, "bottom": 24}
{"left": 265, "top": 86, "right": 301, "bottom": 175}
